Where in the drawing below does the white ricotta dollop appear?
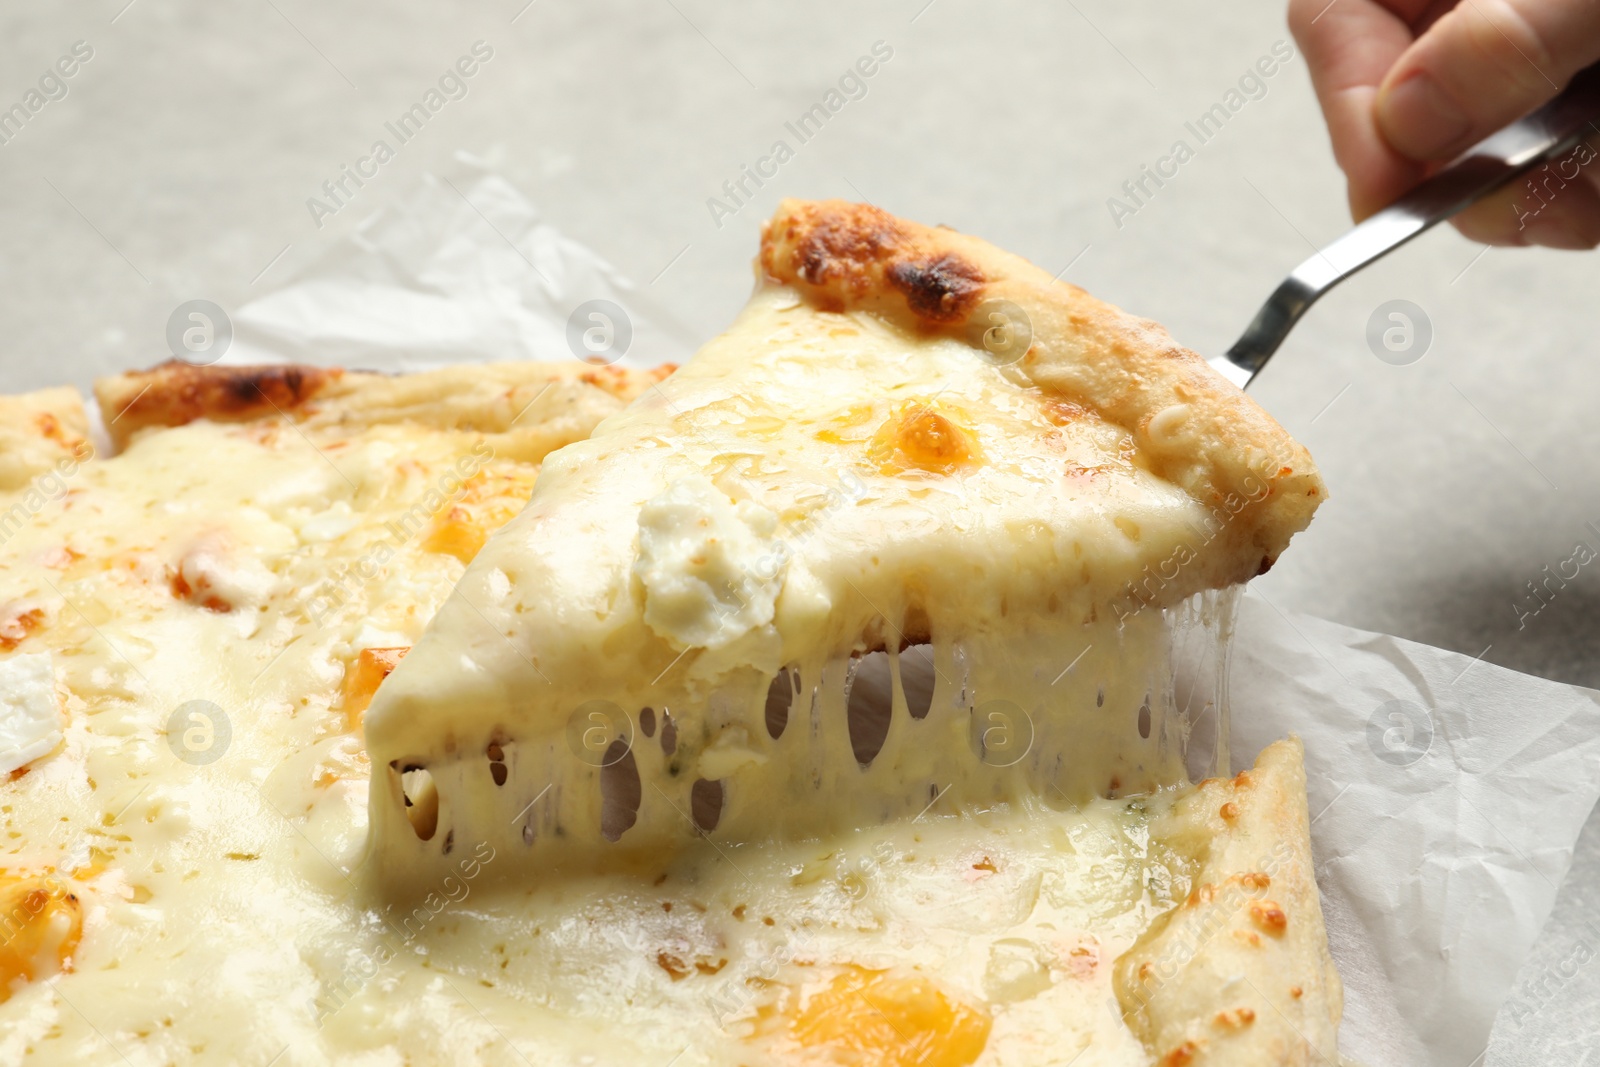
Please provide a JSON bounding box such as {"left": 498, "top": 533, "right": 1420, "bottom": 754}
{"left": 634, "top": 477, "right": 787, "bottom": 649}
{"left": 0, "top": 652, "right": 64, "bottom": 774}
{"left": 175, "top": 534, "right": 280, "bottom": 610}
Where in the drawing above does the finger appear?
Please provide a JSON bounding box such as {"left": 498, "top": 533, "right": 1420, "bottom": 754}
{"left": 1290, "top": 0, "right": 1430, "bottom": 218}
{"left": 1377, "top": 0, "right": 1600, "bottom": 161}
{"left": 1451, "top": 140, "right": 1600, "bottom": 246}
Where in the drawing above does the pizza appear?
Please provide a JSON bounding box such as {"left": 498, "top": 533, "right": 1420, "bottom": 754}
{"left": 0, "top": 200, "right": 1340, "bottom": 1066}
{"left": 361, "top": 201, "right": 1339, "bottom": 1063}
{"left": 0, "top": 358, "right": 667, "bottom": 1063}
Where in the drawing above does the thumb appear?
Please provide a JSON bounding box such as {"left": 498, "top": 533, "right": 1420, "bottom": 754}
{"left": 1376, "top": 0, "right": 1600, "bottom": 161}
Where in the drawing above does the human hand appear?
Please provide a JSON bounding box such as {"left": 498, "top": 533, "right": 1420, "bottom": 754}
{"left": 1289, "top": 0, "right": 1600, "bottom": 248}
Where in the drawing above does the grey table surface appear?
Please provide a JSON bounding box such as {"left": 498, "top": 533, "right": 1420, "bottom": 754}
{"left": 1, "top": 0, "right": 1595, "bottom": 1062}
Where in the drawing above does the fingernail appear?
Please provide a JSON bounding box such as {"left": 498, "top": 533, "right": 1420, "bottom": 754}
{"left": 1526, "top": 202, "right": 1600, "bottom": 250}
{"left": 1379, "top": 73, "right": 1472, "bottom": 159}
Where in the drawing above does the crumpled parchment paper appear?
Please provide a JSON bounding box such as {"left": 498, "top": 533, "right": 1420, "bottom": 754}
{"left": 1226, "top": 593, "right": 1600, "bottom": 1067}
{"left": 229, "top": 156, "right": 696, "bottom": 373}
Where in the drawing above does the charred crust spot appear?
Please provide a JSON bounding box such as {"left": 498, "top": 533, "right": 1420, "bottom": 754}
{"left": 1256, "top": 554, "right": 1275, "bottom": 576}
{"left": 111, "top": 360, "right": 340, "bottom": 433}
{"left": 229, "top": 366, "right": 317, "bottom": 411}
{"left": 760, "top": 202, "right": 905, "bottom": 291}
{"left": 798, "top": 242, "right": 827, "bottom": 284}
{"left": 887, "top": 255, "right": 985, "bottom": 324}
{"left": 762, "top": 201, "right": 986, "bottom": 324}
{"left": 789, "top": 206, "right": 905, "bottom": 288}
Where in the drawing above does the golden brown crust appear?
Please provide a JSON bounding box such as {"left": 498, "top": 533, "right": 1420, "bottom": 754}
{"left": 760, "top": 200, "right": 1325, "bottom": 574}
{"left": 93, "top": 360, "right": 676, "bottom": 455}
{"left": 94, "top": 361, "right": 342, "bottom": 450}
{"left": 1113, "top": 738, "right": 1343, "bottom": 1065}
{"left": 759, "top": 202, "right": 982, "bottom": 322}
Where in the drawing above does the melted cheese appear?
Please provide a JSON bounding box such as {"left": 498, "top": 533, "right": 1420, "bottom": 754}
{"left": 0, "top": 873, "right": 83, "bottom": 998}
{"left": 635, "top": 476, "right": 787, "bottom": 649}
{"left": 0, "top": 379, "right": 1306, "bottom": 1066}
{"left": 0, "top": 409, "right": 553, "bottom": 1062}
{"left": 0, "top": 655, "right": 62, "bottom": 775}
{"left": 337, "top": 789, "right": 1201, "bottom": 1067}
{"left": 365, "top": 286, "right": 1252, "bottom": 883}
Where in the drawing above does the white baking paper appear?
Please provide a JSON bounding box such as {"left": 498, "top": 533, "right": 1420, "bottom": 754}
{"left": 1225, "top": 593, "right": 1600, "bottom": 1067}
{"left": 227, "top": 165, "right": 1600, "bottom": 1067}
{"left": 228, "top": 155, "right": 698, "bottom": 373}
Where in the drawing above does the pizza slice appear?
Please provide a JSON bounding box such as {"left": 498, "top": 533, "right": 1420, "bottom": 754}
{"left": 365, "top": 198, "right": 1325, "bottom": 866}
{"left": 358, "top": 200, "right": 1337, "bottom": 1063}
